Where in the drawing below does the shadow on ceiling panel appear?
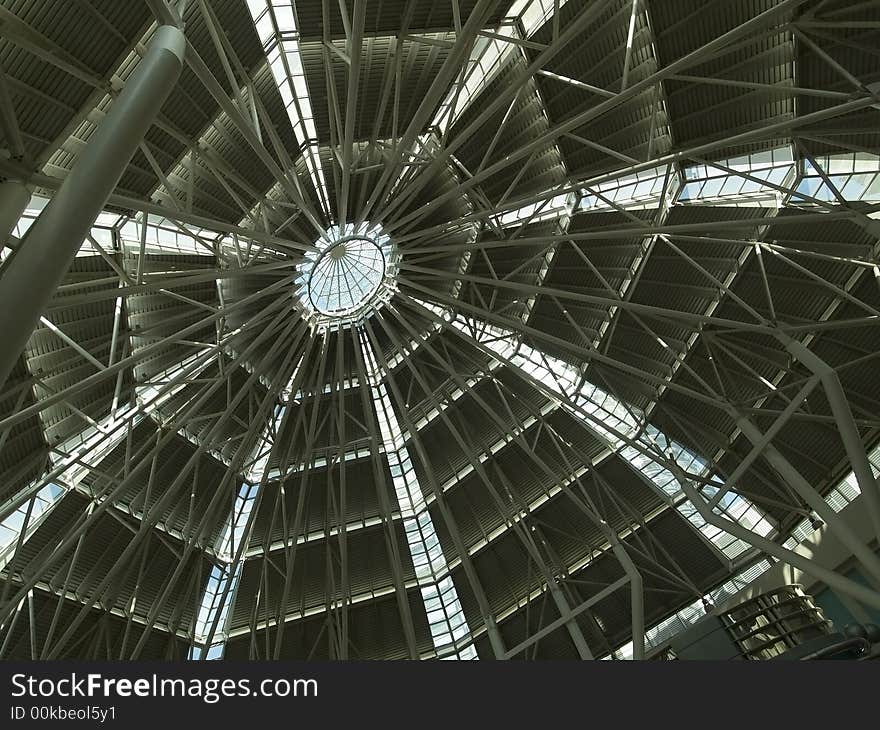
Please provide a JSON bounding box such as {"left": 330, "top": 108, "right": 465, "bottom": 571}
{"left": 528, "top": 209, "right": 655, "bottom": 365}
{"left": 271, "top": 386, "right": 377, "bottom": 470}
{"left": 0, "top": 587, "right": 192, "bottom": 660}
{"left": 613, "top": 207, "right": 771, "bottom": 391}
{"left": 467, "top": 527, "right": 547, "bottom": 622}
{"left": 427, "top": 405, "right": 609, "bottom": 563}
{"left": 466, "top": 452, "right": 664, "bottom": 594}
{"left": 367, "top": 299, "right": 438, "bottom": 366}
{"left": 721, "top": 209, "right": 870, "bottom": 327}
{"left": 156, "top": 72, "right": 298, "bottom": 224}
{"left": 493, "top": 604, "right": 583, "bottom": 659}
{"left": 569, "top": 506, "right": 727, "bottom": 652}
{"left": 248, "top": 457, "right": 391, "bottom": 550}
{"left": 124, "top": 252, "right": 220, "bottom": 382}
{"left": 796, "top": 1, "right": 880, "bottom": 156}
{"left": 85, "top": 421, "right": 234, "bottom": 549}
{"left": 448, "top": 53, "right": 566, "bottom": 204}
{"left": 217, "top": 261, "right": 302, "bottom": 389}
{"left": 112, "top": 1, "right": 266, "bottom": 201}
{"left": 0, "top": 0, "right": 150, "bottom": 164}
{"left": 302, "top": 34, "right": 455, "bottom": 145}
{"left": 390, "top": 140, "right": 475, "bottom": 232}
{"left": 531, "top": 0, "right": 670, "bottom": 179}
{"left": 408, "top": 370, "right": 552, "bottom": 495}
{"left": 232, "top": 521, "right": 415, "bottom": 629}
{"left": 386, "top": 326, "right": 495, "bottom": 421}
{"left": 224, "top": 587, "right": 433, "bottom": 659}
{"left": 153, "top": 357, "right": 272, "bottom": 465}
{"left": 427, "top": 418, "right": 592, "bottom": 560}
{"left": 748, "top": 388, "right": 846, "bottom": 493}
{"left": 0, "top": 356, "right": 49, "bottom": 505}
{"left": 464, "top": 219, "right": 560, "bottom": 324}
{"left": 162, "top": 0, "right": 266, "bottom": 143}
{"left": 0, "top": 0, "right": 149, "bottom": 81}
{"left": 803, "top": 274, "right": 880, "bottom": 421}
{"left": 714, "top": 438, "right": 802, "bottom": 526}
{"left": 26, "top": 255, "right": 134, "bottom": 446}
{"left": 652, "top": 0, "right": 795, "bottom": 157}
{"left": 317, "top": 142, "right": 384, "bottom": 226}
{"left": 595, "top": 312, "right": 677, "bottom": 410}
{"left": 0, "top": 53, "right": 92, "bottom": 164}
{"left": 649, "top": 331, "right": 779, "bottom": 464}
{"left": 7, "top": 491, "right": 208, "bottom": 640}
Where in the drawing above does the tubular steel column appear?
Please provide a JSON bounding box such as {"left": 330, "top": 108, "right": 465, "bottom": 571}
{"left": 0, "top": 180, "right": 29, "bottom": 248}
{"left": 783, "top": 337, "right": 880, "bottom": 545}
{"left": 0, "top": 26, "right": 186, "bottom": 390}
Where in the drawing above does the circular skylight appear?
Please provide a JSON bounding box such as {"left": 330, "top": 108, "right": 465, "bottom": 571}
{"left": 296, "top": 223, "right": 397, "bottom": 327}
{"left": 309, "top": 236, "right": 385, "bottom": 315}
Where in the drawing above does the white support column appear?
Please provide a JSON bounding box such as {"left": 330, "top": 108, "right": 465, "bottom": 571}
{"left": 0, "top": 25, "right": 186, "bottom": 390}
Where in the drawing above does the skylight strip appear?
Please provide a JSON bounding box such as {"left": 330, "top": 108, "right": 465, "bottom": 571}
{"left": 609, "top": 443, "right": 880, "bottom": 660}
{"left": 0, "top": 484, "right": 64, "bottom": 569}
{"left": 246, "top": 1, "right": 331, "bottom": 219}
{"left": 118, "top": 214, "right": 219, "bottom": 256}
{"left": 493, "top": 192, "right": 572, "bottom": 228}
{"left": 188, "top": 484, "right": 256, "bottom": 660}
{"left": 577, "top": 163, "right": 678, "bottom": 212}
{"left": 508, "top": 0, "right": 571, "bottom": 38}
{"left": 519, "top": 344, "right": 774, "bottom": 560}
{"left": 0, "top": 353, "right": 214, "bottom": 570}
{"left": 794, "top": 152, "right": 880, "bottom": 205}
{"left": 437, "top": 309, "right": 774, "bottom": 561}
{"left": 6, "top": 194, "right": 121, "bottom": 262}
{"left": 362, "top": 336, "right": 476, "bottom": 659}
{"left": 190, "top": 396, "right": 289, "bottom": 660}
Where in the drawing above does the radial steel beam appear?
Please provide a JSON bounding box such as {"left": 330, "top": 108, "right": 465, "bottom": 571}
{"left": 358, "top": 0, "right": 499, "bottom": 225}
{"left": 337, "top": 0, "right": 366, "bottom": 226}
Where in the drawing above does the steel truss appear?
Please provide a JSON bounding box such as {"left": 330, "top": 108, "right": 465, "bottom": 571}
{"left": 0, "top": 0, "right": 879, "bottom": 660}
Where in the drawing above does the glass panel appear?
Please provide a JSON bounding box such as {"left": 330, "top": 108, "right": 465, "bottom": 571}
{"left": 677, "top": 146, "right": 795, "bottom": 207}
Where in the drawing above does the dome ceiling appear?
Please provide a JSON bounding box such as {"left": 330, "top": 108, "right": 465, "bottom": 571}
{"left": 0, "top": 0, "right": 879, "bottom": 660}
